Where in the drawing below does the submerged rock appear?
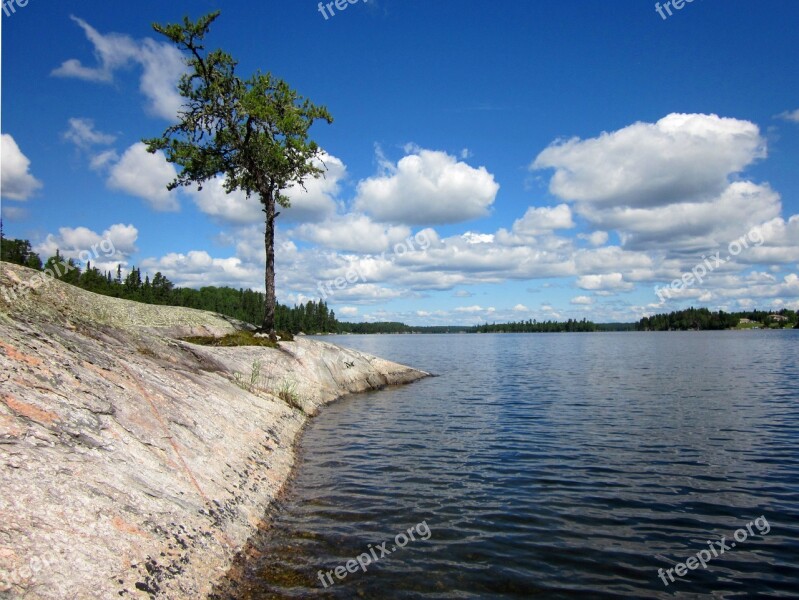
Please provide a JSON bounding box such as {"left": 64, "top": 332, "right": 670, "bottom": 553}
{"left": 0, "top": 263, "right": 427, "bottom": 599}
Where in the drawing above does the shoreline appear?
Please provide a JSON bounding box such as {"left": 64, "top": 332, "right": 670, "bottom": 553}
{"left": 206, "top": 389, "right": 359, "bottom": 599}
{"left": 0, "top": 262, "right": 428, "bottom": 599}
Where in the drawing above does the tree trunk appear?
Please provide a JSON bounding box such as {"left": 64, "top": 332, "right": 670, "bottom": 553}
{"left": 261, "top": 191, "right": 277, "bottom": 337}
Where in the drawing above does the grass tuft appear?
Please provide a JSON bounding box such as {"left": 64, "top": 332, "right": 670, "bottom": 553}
{"left": 230, "top": 360, "right": 305, "bottom": 414}
{"left": 276, "top": 378, "right": 303, "bottom": 411}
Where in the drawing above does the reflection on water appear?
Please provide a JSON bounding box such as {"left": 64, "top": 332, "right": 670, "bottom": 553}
{"left": 217, "top": 332, "right": 799, "bottom": 599}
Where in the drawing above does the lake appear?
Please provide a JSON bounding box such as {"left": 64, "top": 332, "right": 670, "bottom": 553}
{"left": 221, "top": 331, "right": 799, "bottom": 599}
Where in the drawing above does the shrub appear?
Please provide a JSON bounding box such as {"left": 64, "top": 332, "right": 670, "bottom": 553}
{"left": 183, "top": 331, "right": 277, "bottom": 348}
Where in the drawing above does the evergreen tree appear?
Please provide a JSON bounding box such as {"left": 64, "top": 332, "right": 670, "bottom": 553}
{"left": 144, "top": 11, "right": 333, "bottom": 336}
{"left": 1, "top": 238, "right": 43, "bottom": 269}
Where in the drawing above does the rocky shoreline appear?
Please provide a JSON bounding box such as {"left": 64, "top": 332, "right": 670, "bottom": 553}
{"left": 0, "top": 263, "right": 428, "bottom": 599}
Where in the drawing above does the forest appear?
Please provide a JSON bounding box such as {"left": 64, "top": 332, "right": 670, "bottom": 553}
{"left": 637, "top": 307, "right": 798, "bottom": 330}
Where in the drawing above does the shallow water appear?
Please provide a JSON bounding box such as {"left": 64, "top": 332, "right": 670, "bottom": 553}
{"left": 227, "top": 332, "right": 799, "bottom": 599}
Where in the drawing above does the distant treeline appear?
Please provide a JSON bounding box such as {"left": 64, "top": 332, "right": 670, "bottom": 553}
{"left": 338, "top": 320, "right": 603, "bottom": 334}
{"left": 473, "top": 319, "right": 598, "bottom": 333}
{"left": 596, "top": 322, "right": 638, "bottom": 332}
{"left": 6, "top": 238, "right": 795, "bottom": 335}
{"left": 338, "top": 323, "right": 475, "bottom": 334}
{"left": 637, "top": 307, "right": 798, "bottom": 331}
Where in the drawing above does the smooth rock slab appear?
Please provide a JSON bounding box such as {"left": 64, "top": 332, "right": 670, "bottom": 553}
{"left": 0, "top": 263, "right": 427, "bottom": 599}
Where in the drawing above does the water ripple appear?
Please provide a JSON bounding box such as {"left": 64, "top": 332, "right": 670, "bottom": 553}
{"left": 219, "top": 332, "right": 799, "bottom": 600}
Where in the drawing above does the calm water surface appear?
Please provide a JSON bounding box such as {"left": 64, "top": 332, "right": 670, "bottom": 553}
{"left": 227, "top": 332, "right": 799, "bottom": 599}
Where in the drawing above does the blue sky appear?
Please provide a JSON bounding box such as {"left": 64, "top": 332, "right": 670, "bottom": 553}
{"left": 2, "top": 0, "right": 798, "bottom": 324}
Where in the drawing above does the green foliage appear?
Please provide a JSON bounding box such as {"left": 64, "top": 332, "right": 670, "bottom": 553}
{"left": 182, "top": 331, "right": 278, "bottom": 348}
{"left": 595, "top": 322, "right": 637, "bottom": 332}
{"left": 143, "top": 11, "right": 333, "bottom": 332}
{"left": 42, "top": 251, "right": 81, "bottom": 286}
{"left": 474, "top": 318, "right": 598, "bottom": 333}
{"left": 229, "top": 359, "right": 304, "bottom": 412}
{"left": 1, "top": 237, "right": 43, "bottom": 270}
{"left": 637, "top": 307, "right": 798, "bottom": 331}
{"left": 233, "top": 359, "right": 265, "bottom": 393}
{"left": 336, "top": 322, "right": 475, "bottom": 334}
{"left": 336, "top": 320, "right": 602, "bottom": 334}
{"left": 145, "top": 11, "right": 332, "bottom": 202}
{"left": 275, "top": 378, "right": 303, "bottom": 412}
{"left": 338, "top": 321, "right": 414, "bottom": 334}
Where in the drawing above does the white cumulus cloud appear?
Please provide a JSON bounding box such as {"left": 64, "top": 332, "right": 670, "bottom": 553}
{"left": 282, "top": 153, "right": 345, "bottom": 222}
{"left": 354, "top": 148, "right": 499, "bottom": 225}
{"left": 533, "top": 113, "right": 765, "bottom": 208}
{"left": 581, "top": 181, "right": 781, "bottom": 252}
{"left": 34, "top": 223, "right": 138, "bottom": 269}
{"left": 291, "top": 214, "right": 411, "bottom": 253}
{"left": 189, "top": 179, "right": 261, "bottom": 225}
{"left": 1, "top": 134, "right": 43, "bottom": 200}
{"left": 511, "top": 204, "right": 575, "bottom": 236}
{"left": 462, "top": 232, "right": 495, "bottom": 244}
{"left": 578, "top": 231, "right": 609, "bottom": 246}
{"left": 140, "top": 251, "right": 261, "bottom": 289}
{"left": 576, "top": 273, "right": 634, "bottom": 291}
{"left": 455, "top": 305, "right": 495, "bottom": 313}
{"left": 107, "top": 143, "right": 179, "bottom": 211}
